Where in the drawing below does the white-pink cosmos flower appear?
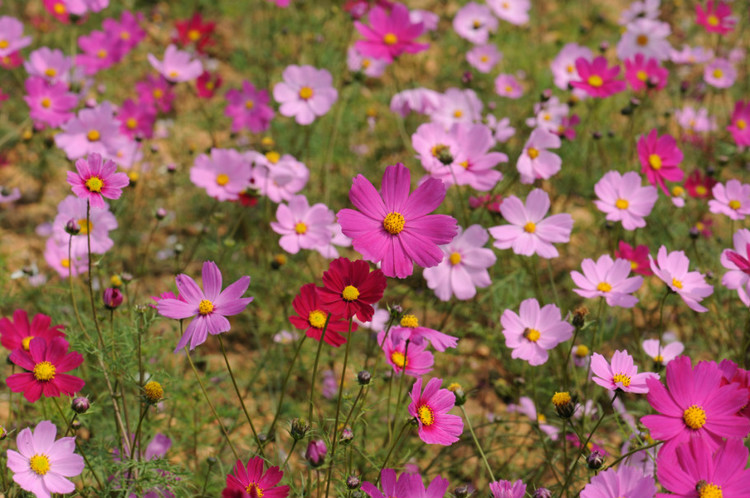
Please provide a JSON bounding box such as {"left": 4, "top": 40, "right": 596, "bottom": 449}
{"left": 147, "top": 44, "right": 203, "bottom": 83}
{"left": 516, "top": 128, "right": 562, "bottom": 184}
{"left": 591, "top": 350, "right": 658, "bottom": 394}
{"left": 273, "top": 65, "right": 338, "bottom": 125}
{"left": 390, "top": 88, "right": 441, "bottom": 117}
{"left": 190, "top": 148, "right": 252, "bottom": 202}
{"left": 593, "top": 171, "right": 658, "bottom": 230}
{"left": 642, "top": 338, "right": 684, "bottom": 366}
{"left": 507, "top": 396, "right": 559, "bottom": 439}
{"left": 486, "top": 0, "right": 531, "bottom": 26}
{"left": 489, "top": 188, "right": 573, "bottom": 259}
{"left": 720, "top": 228, "right": 750, "bottom": 306}
{"left": 453, "top": 2, "right": 498, "bottom": 44}
{"left": 551, "top": 43, "right": 593, "bottom": 92}
{"left": 571, "top": 255, "right": 643, "bottom": 308}
{"left": 649, "top": 245, "right": 714, "bottom": 312}
{"left": 616, "top": 18, "right": 672, "bottom": 61}
{"left": 466, "top": 44, "right": 502, "bottom": 74}
{"left": 501, "top": 298, "right": 573, "bottom": 366}
{"left": 423, "top": 225, "right": 496, "bottom": 301}
{"left": 709, "top": 179, "right": 750, "bottom": 220}
{"left": 429, "top": 88, "right": 483, "bottom": 129}
{"left": 247, "top": 151, "right": 309, "bottom": 203}
{"left": 270, "top": 195, "right": 335, "bottom": 255}
{"left": 704, "top": 58, "right": 737, "bottom": 89}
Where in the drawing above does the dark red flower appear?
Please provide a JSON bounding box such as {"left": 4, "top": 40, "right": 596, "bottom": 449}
{"left": 174, "top": 13, "right": 215, "bottom": 54}
{"left": 614, "top": 241, "right": 653, "bottom": 276}
{"left": 684, "top": 169, "right": 717, "bottom": 199}
{"left": 289, "top": 283, "right": 355, "bottom": 347}
{"left": 317, "top": 258, "right": 386, "bottom": 322}
{"left": 0, "top": 309, "right": 66, "bottom": 353}
{"left": 196, "top": 71, "right": 222, "bottom": 99}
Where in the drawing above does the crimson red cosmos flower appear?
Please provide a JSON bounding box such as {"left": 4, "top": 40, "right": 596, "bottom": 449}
{"left": 6, "top": 337, "right": 85, "bottom": 403}
{"left": 0, "top": 309, "right": 66, "bottom": 353}
{"left": 615, "top": 240, "right": 653, "bottom": 276}
{"left": 317, "top": 258, "right": 386, "bottom": 322}
{"left": 289, "top": 283, "right": 356, "bottom": 347}
{"left": 222, "top": 456, "right": 289, "bottom": 498}
{"left": 174, "top": 13, "right": 215, "bottom": 53}
{"left": 196, "top": 71, "right": 222, "bottom": 98}
{"left": 684, "top": 169, "right": 717, "bottom": 199}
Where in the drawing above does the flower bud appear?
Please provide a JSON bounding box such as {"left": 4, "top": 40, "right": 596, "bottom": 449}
{"left": 290, "top": 418, "right": 310, "bottom": 441}
{"left": 552, "top": 391, "right": 576, "bottom": 419}
{"left": 357, "top": 370, "right": 371, "bottom": 385}
{"left": 166, "top": 163, "right": 177, "bottom": 173}
{"left": 71, "top": 396, "right": 90, "bottom": 414}
{"left": 587, "top": 450, "right": 605, "bottom": 470}
{"left": 572, "top": 306, "right": 588, "bottom": 328}
{"left": 65, "top": 219, "right": 81, "bottom": 235}
{"left": 351, "top": 491, "right": 364, "bottom": 498}
{"left": 540, "top": 88, "right": 553, "bottom": 102}
{"left": 271, "top": 254, "right": 287, "bottom": 270}
{"left": 340, "top": 427, "right": 353, "bottom": 444}
{"left": 447, "top": 382, "right": 466, "bottom": 406}
{"left": 103, "top": 288, "right": 123, "bottom": 310}
{"left": 346, "top": 475, "right": 361, "bottom": 489}
{"left": 155, "top": 208, "right": 167, "bottom": 220}
{"left": 305, "top": 439, "right": 327, "bottom": 468}
{"left": 143, "top": 381, "right": 164, "bottom": 404}
{"left": 461, "top": 71, "right": 473, "bottom": 86}
{"left": 533, "top": 488, "right": 552, "bottom": 498}
{"left": 0, "top": 425, "right": 7, "bottom": 441}
{"left": 454, "top": 485, "right": 472, "bottom": 498}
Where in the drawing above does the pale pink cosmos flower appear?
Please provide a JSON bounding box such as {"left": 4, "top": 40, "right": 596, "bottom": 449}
{"left": 670, "top": 44, "right": 714, "bottom": 64}
{"left": 486, "top": 115, "right": 515, "bottom": 142}
{"left": 411, "top": 122, "right": 460, "bottom": 180}
{"left": 516, "top": 128, "right": 562, "bottom": 184}
{"left": 489, "top": 189, "right": 573, "bottom": 258}
{"left": 616, "top": 18, "right": 672, "bottom": 61}
{"left": 52, "top": 195, "right": 118, "bottom": 258}
{"left": 453, "top": 2, "right": 498, "bottom": 44}
{"left": 525, "top": 96, "right": 569, "bottom": 133}
{"left": 720, "top": 228, "right": 750, "bottom": 306}
{"left": 501, "top": 298, "right": 573, "bottom": 366}
{"left": 410, "top": 10, "right": 439, "bottom": 32}
{"left": 248, "top": 151, "right": 309, "bottom": 203}
{"left": 704, "top": 58, "right": 736, "bottom": 88}
{"left": 429, "top": 88, "right": 483, "bottom": 129}
{"left": 452, "top": 122, "right": 507, "bottom": 191}
{"left": 423, "top": 225, "right": 496, "bottom": 301}
{"left": 494, "top": 73, "right": 523, "bottom": 99}
{"left": 675, "top": 106, "right": 716, "bottom": 137}
{"left": 649, "top": 245, "right": 714, "bottom": 312}
{"left": 147, "top": 44, "right": 203, "bottom": 83}
{"left": 346, "top": 45, "right": 389, "bottom": 78}
{"left": 190, "top": 148, "right": 252, "bottom": 202}
{"left": 54, "top": 102, "right": 122, "bottom": 160}
{"left": 550, "top": 42, "right": 593, "bottom": 94}
{"left": 466, "top": 44, "right": 502, "bottom": 74}
{"left": 619, "top": 0, "right": 660, "bottom": 25}
{"left": 390, "top": 88, "right": 441, "bottom": 117}
{"left": 487, "top": 0, "right": 530, "bottom": 25}
{"left": 67, "top": 152, "right": 129, "bottom": 209}
{"left": 591, "top": 350, "right": 658, "bottom": 394}
{"left": 273, "top": 65, "right": 338, "bottom": 126}
{"left": 270, "top": 195, "right": 335, "bottom": 255}
{"left": 508, "top": 396, "right": 559, "bottom": 439}
{"left": 708, "top": 179, "right": 750, "bottom": 220}
{"left": 24, "top": 77, "right": 77, "bottom": 128}
{"left": 593, "top": 171, "right": 658, "bottom": 231}
{"left": 0, "top": 16, "right": 32, "bottom": 58}
{"left": 44, "top": 238, "right": 87, "bottom": 278}
{"left": 571, "top": 255, "right": 643, "bottom": 308}
{"left": 642, "top": 338, "right": 684, "bottom": 366}
{"left": 24, "top": 47, "right": 73, "bottom": 85}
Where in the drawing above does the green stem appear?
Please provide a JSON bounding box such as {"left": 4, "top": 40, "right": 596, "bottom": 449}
{"left": 131, "top": 403, "right": 149, "bottom": 461}
{"left": 281, "top": 440, "right": 298, "bottom": 470}
{"left": 267, "top": 335, "right": 308, "bottom": 439}
{"left": 390, "top": 340, "right": 410, "bottom": 438}
{"left": 375, "top": 421, "right": 411, "bottom": 485}
{"left": 459, "top": 405, "right": 495, "bottom": 482}
{"left": 52, "top": 397, "right": 104, "bottom": 489}
{"left": 308, "top": 314, "right": 331, "bottom": 423}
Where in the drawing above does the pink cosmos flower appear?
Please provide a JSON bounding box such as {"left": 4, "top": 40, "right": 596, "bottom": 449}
{"left": 624, "top": 54, "right": 668, "bottom": 91}
{"left": 494, "top": 73, "right": 523, "bottom": 99}
{"left": 675, "top": 106, "right": 716, "bottom": 143}
{"left": 117, "top": 98, "right": 156, "bottom": 139}
{"left": 54, "top": 102, "right": 122, "bottom": 160}
{"left": 580, "top": 465, "right": 656, "bottom": 498}
{"left": 423, "top": 225, "right": 496, "bottom": 301}
{"left": 271, "top": 195, "right": 335, "bottom": 254}
{"left": 516, "top": 128, "right": 562, "bottom": 184}
{"left": 24, "top": 77, "right": 77, "bottom": 128}
{"left": 408, "top": 377, "right": 463, "bottom": 445}
{"left": 526, "top": 96, "right": 569, "bottom": 133}
{"left": 0, "top": 310, "right": 65, "bottom": 354}
{"left": 0, "top": 16, "right": 32, "bottom": 58}
{"left": 551, "top": 43, "right": 593, "bottom": 92}
{"left": 704, "top": 58, "right": 736, "bottom": 88}
{"left": 501, "top": 298, "right": 573, "bottom": 366}
{"left": 52, "top": 195, "right": 118, "bottom": 257}
{"left": 362, "top": 469, "right": 450, "bottom": 498}
{"left": 708, "top": 180, "right": 750, "bottom": 220}
{"left": 222, "top": 456, "right": 289, "bottom": 498}
{"left": 616, "top": 18, "right": 672, "bottom": 61}
{"left": 379, "top": 329, "right": 434, "bottom": 378}
{"left": 649, "top": 246, "right": 713, "bottom": 312}
{"left": 453, "top": 123, "right": 506, "bottom": 190}
{"left": 66, "top": 153, "right": 129, "bottom": 209}
{"left": 354, "top": 3, "right": 429, "bottom": 62}
{"left": 273, "top": 65, "right": 338, "bottom": 126}
{"left": 411, "top": 9, "right": 439, "bottom": 32}
{"left": 571, "top": 56, "right": 626, "bottom": 98}
{"left": 696, "top": 1, "right": 736, "bottom": 35}
{"left": 76, "top": 30, "right": 123, "bottom": 75}
{"left": 7, "top": 420, "right": 84, "bottom": 498}
{"left": 412, "top": 122, "right": 461, "bottom": 179}
{"left": 720, "top": 228, "right": 750, "bottom": 306}
{"left": 453, "top": 3, "right": 497, "bottom": 44}
{"left": 642, "top": 339, "right": 684, "bottom": 366}
{"left": 103, "top": 11, "right": 146, "bottom": 53}
{"left": 248, "top": 151, "right": 309, "bottom": 203}
{"left": 390, "top": 314, "right": 458, "bottom": 352}
{"left": 486, "top": 0, "right": 530, "bottom": 25}
{"left": 637, "top": 129, "right": 684, "bottom": 196}
{"left": 44, "top": 238, "right": 87, "bottom": 278}
{"left": 489, "top": 189, "right": 573, "bottom": 258}
{"left": 24, "top": 48, "right": 73, "bottom": 85}
{"left": 135, "top": 75, "right": 174, "bottom": 113}
{"left": 346, "top": 45, "right": 389, "bottom": 77}
{"left": 225, "top": 80, "right": 275, "bottom": 133}
{"left": 489, "top": 480, "right": 526, "bottom": 498}
{"left": 429, "top": 88, "right": 483, "bottom": 129}
{"left": 486, "top": 115, "right": 515, "bottom": 142}
{"left": 571, "top": 255, "right": 643, "bottom": 308}
{"left": 727, "top": 100, "right": 750, "bottom": 147}
{"left": 508, "top": 396, "right": 559, "bottom": 439}
{"left": 593, "top": 171, "right": 658, "bottom": 230}
{"left": 147, "top": 45, "right": 203, "bottom": 83}
{"left": 157, "top": 261, "right": 252, "bottom": 352}
{"left": 590, "top": 350, "right": 658, "bottom": 394}
{"left": 641, "top": 356, "right": 750, "bottom": 453}
{"left": 390, "top": 88, "right": 441, "bottom": 117}
{"left": 670, "top": 44, "right": 714, "bottom": 64}
{"left": 619, "top": 0, "right": 660, "bottom": 25}
{"left": 190, "top": 148, "right": 252, "bottom": 202}
{"left": 337, "top": 163, "right": 458, "bottom": 279}
{"left": 466, "top": 44, "right": 502, "bottom": 74}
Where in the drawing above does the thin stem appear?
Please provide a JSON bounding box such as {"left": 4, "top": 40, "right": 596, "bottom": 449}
{"left": 604, "top": 441, "right": 661, "bottom": 470}
{"left": 375, "top": 421, "right": 411, "bottom": 486}
{"left": 52, "top": 397, "right": 104, "bottom": 489}
{"left": 67, "top": 234, "right": 87, "bottom": 338}
{"left": 131, "top": 404, "right": 149, "bottom": 460}
{"left": 281, "top": 440, "right": 298, "bottom": 470}
{"left": 390, "top": 340, "right": 410, "bottom": 438}
{"left": 459, "top": 405, "right": 496, "bottom": 482}
{"left": 267, "top": 335, "right": 308, "bottom": 439}
{"left": 308, "top": 314, "right": 331, "bottom": 423}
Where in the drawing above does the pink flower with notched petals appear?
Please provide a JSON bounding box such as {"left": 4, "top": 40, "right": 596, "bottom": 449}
{"left": 408, "top": 377, "right": 463, "bottom": 445}
{"left": 380, "top": 329, "right": 434, "bottom": 378}
{"left": 591, "top": 350, "right": 658, "bottom": 394}
{"left": 24, "top": 77, "right": 77, "bottom": 128}
{"left": 704, "top": 58, "right": 736, "bottom": 88}
{"left": 44, "top": 238, "right": 87, "bottom": 278}
{"left": 720, "top": 228, "right": 750, "bottom": 306}
{"left": 6, "top": 337, "right": 85, "bottom": 402}
{"left": 248, "top": 151, "right": 308, "bottom": 203}
{"left": 0, "top": 17, "right": 32, "bottom": 58}
{"left": 411, "top": 10, "right": 439, "bottom": 32}
{"left": 66, "top": 153, "right": 129, "bottom": 209}
{"left": 642, "top": 339, "right": 684, "bottom": 366}
{"left": 103, "top": 11, "right": 146, "bottom": 53}
{"left": 222, "top": 456, "right": 289, "bottom": 498}
{"left": 52, "top": 195, "right": 118, "bottom": 257}
{"left": 490, "top": 480, "right": 526, "bottom": 498}
{"left": 638, "top": 129, "right": 684, "bottom": 196}
{"left": 270, "top": 195, "right": 334, "bottom": 255}
{"left": 727, "top": 100, "right": 750, "bottom": 147}
{"left": 24, "top": 48, "right": 73, "bottom": 85}
{"left": 487, "top": 0, "right": 530, "bottom": 25}
{"left": 190, "top": 148, "right": 252, "bottom": 202}
{"left": 0, "top": 310, "right": 65, "bottom": 354}
{"left": 429, "top": 88, "right": 483, "bottom": 129}
{"left": 273, "top": 65, "right": 338, "bottom": 126}
{"left": 526, "top": 96, "right": 569, "bottom": 133}
{"left": 490, "top": 189, "right": 573, "bottom": 258}
{"left": 54, "top": 102, "right": 122, "bottom": 160}
{"left": 135, "top": 75, "right": 174, "bottom": 113}
{"left": 580, "top": 466, "right": 656, "bottom": 498}
{"left": 508, "top": 396, "right": 559, "bottom": 439}
{"left": 494, "top": 73, "right": 523, "bottom": 99}
{"left": 391, "top": 314, "right": 457, "bottom": 352}
{"left": 709, "top": 180, "right": 750, "bottom": 220}
{"left": 696, "top": 1, "right": 736, "bottom": 35}
{"left": 346, "top": 45, "right": 389, "bottom": 78}
{"left": 594, "top": 171, "right": 658, "bottom": 231}
{"left": 147, "top": 45, "right": 203, "bottom": 83}
{"left": 362, "top": 469, "right": 450, "bottom": 498}
{"left": 624, "top": 54, "right": 668, "bottom": 91}
{"left": 453, "top": 3, "right": 497, "bottom": 44}
{"left": 354, "top": 3, "right": 429, "bottom": 62}
{"left": 412, "top": 122, "right": 461, "bottom": 180}
{"left": 501, "top": 298, "right": 573, "bottom": 366}
{"left": 571, "top": 56, "right": 626, "bottom": 98}
{"left": 225, "top": 80, "right": 274, "bottom": 133}
{"left": 649, "top": 246, "right": 713, "bottom": 312}
{"left": 453, "top": 123, "right": 506, "bottom": 190}
{"left": 617, "top": 18, "right": 671, "bottom": 61}
{"left": 516, "top": 128, "right": 562, "bottom": 184}
{"left": 390, "top": 88, "right": 441, "bottom": 117}
{"left": 423, "top": 225, "right": 496, "bottom": 302}
{"left": 157, "top": 261, "right": 253, "bottom": 352}
{"left": 337, "top": 163, "right": 458, "bottom": 279}
{"left": 486, "top": 115, "right": 515, "bottom": 142}
{"left": 571, "top": 255, "right": 643, "bottom": 308}
{"left": 117, "top": 98, "right": 156, "bottom": 139}
{"left": 76, "top": 30, "right": 124, "bottom": 75}
{"left": 466, "top": 44, "right": 502, "bottom": 74}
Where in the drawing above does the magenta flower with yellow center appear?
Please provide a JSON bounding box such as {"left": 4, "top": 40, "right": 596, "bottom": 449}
{"left": 66, "top": 153, "right": 129, "bottom": 209}
{"left": 408, "top": 376, "right": 463, "bottom": 445}
{"left": 590, "top": 349, "right": 658, "bottom": 394}
{"left": 354, "top": 3, "right": 429, "bottom": 62}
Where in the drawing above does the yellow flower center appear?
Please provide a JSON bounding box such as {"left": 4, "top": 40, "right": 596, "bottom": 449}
{"left": 575, "top": 345, "right": 589, "bottom": 357}
{"left": 391, "top": 351, "right": 407, "bottom": 368}
{"left": 400, "top": 314, "right": 419, "bottom": 328}
{"left": 76, "top": 219, "right": 93, "bottom": 235}
{"left": 245, "top": 483, "right": 264, "bottom": 497}
{"left": 169, "top": 71, "right": 179, "bottom": 78}
{"left": 648, "top": 154, "right": 662, "bottom": 170}
{"left": 153, "top": 89, "right": 164, "bottom": 99}
{"left": 672, "top": 186, "right": 685, "bottom": 197}
{"left": 41, "top": 97, "right": 52, "bottom": 108}
{"left": 216, "top": 173, "right": 230, "bottom": 186}
{"left": 265, "top": 151, "right": 280, "bottom": 164}
{"left": 430, "top": 144, "right": 448, "bottom": 157}
{"left": 143, "top": 381, "right": 164, "bottom": 403}
{"left": 588, "top": 75, "right": 603, "bottom": 87}
{"left": 45, "top": 68, "right": 57, "bottom": 77}
{"left": 298, "top": 86, "right": 314, "bottom": 100}
{"left": 695, "top": 185, "right": 707, "bottom": 195}
{"left": 33, "top": 361, "right": 56, "bottom": 382}
{"left": 698, "top": 482, "right": 722, "bottom": 498}
{"left": 683, "top": 404, "right": 707, "bottom": 429}
{"left": 672, "top": 277, "right": 683, "bottom": 289}
{"left": 527, "top": 147, "right": 539, "bottom": 159}
{"left": 707, "top": 15, "right": 720, "bottom": 26}
{"left": 552, "top": 391, "right": 571, "bottom": 407}
{"left": 713, "top": 69, "right": 723, "bottom": 79}
{"left": 342, "top": 285, "right": 360, "bottom": 302}
{"left": 61, "top": 258, "right": 70, "bottom": 268}
{"left": 54, "top": 2, "right": 66, "bottom": 14}
{"left": 630, "top": 261, "right": 638, "bottom": 270}
{"left": 383, "top": 212, "right": 406, "bottom": 235}
{"left": 97, "top": 49, "right": 107, "bottom": 59}
{"left": 480, "top": 55, "right": 489, "bottom": 63}
{"left": 654, "top": 354, "right": 664, "bottom": 363}
{"left": 505, "top": 85, "right": 513, "bottom": 93}
{"left": 111, "top": 275, "right": 122, "bottom": 287}
{"left": 308, "top": 310, "right": 327, "bottom": 329}
{"left": 566, "top": 64, "right": 574, "bottom": 73}
{"left": 294, "top": 222, "right": 308, "bottom": 234}
{"left": 459, "top": 160, "right": 469, "bottom": 169}
{"left": 362, "top": 59, "right": 371, "bottom": 68}
{"left": 524, "top": 328, "right": 541, "bottom": 342}
{"left": 636, "top": 34, "right": 649, "bottom": 46}
{"left": 737, "top": 119, "right": 747, "bottom": 130}
{"left": 729, "top": 200, "right": 741, "bottom": 210}
{"left": 120, "top": 30, "right": 130, "bottom": 40}
{"left": 245, "top": 99, "right": 255, "bottom": 109}
{"left": 188, "top": 29, "right": 201, "bottom": 41}
{"left": 22, "top": 336, "right": 34, "bottom": 351}
{"left": 85, "top": 176, "right": 103, "bottom": 192}
{"left": 636, "top": 70, "right": 648, "bottom": 82}
{"left": 205, "top": 81, "right": 215, "bottom": 90}
{"left": 537, "top": 414, "right": 547, "bottom": 423}
{"left": 198, "top": 299, "right": 214, "bottom": 315}
{"left": 615, "top": 198, "right": 629, "bottom": 210}
{"left": 449, "top": 252, "right": 462, "bottom": 265}
{"left": 87, "top": 129, "right": 101, "bottom": 142}
{"left": 612, "top": 373, "right": 631, "bottom": 387}
{"left": 453, "top": 109, "right": 463, "bottom": 118}
{"left": 29, "top": 454, "right": 51, "bottom": 476}
{"left": 472, "top": 20, "right": 481, "bottom": 28}
{"left": 596, "top": 282, "right": 612, "bottom": 292}
{"left": 523, "top": 221, "right": 536, "bottom": 233}
{"left": 126, "top": 117, "right": 137, "bottom": 129}
{"left": 417, "top": 404, "right": 435, "bottom": 426}
{"left": 383, "top": 33, "right": 398, "bottom": 45}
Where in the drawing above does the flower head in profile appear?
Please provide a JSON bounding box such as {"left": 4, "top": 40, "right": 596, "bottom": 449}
{"left": 147, "top": 44, "right": 203, "bottom": 83}
{"left": 727, "top": 100, "right": 750, "bottom": 147}
{"left": 66, "top": 153, "right": 130, "bottom": 209}
{"left": 0, "top": 310, "right": 66, "bottom": 354}
{"left": 721, "top": 228, "right": 750, "bottom": 306}
{"left": 389, "top": 314, "right": 458, "bottom": 352}
{"left": 590, "top": 350, "right": 658, "bottom": 394}
{"left": 222, "top": 456, "right": 289, "bottom": 498}
{"left": 489, "top": 479, "right": 526, "bottom": 498}
{"left": 316, "top": 257, "right": 386, "bottom": 322}
{"left": 379, "top": 329, "right": 434, "bottom": 378}
{"left": 157, "top": 261, "right": 253, "bottom": 352}
{"left": 7, "top": 420, "right": 84, "bottom": 498}
{"left": 337, "top": 163, "right": 458, "bottom": 278}
{"left": 501, "top": 298, "right": 573, "bottom": 366}
{"left": 408, "top": 377, "right": 463, "bottom": 445}
{"left": 649, "top": 246, "right": 713, "bottom": 312}
{"left": 708, "top": 180, "right": 750, "bottom": 220}
{"left": 642, "top": 338, "right": 684, "bottom": 367}
{"left": 289, "top": 283, "right": 353, "bottom": 348}
{"left": 571, "top": 255, "right": 643, "bottom": 308}
{"left": 637, "top": 129, "right": 684, "bottom": 196}
{"left": 273, "top": 65, "right": 338, "bottom": 126}
{"left": 594, "top": 171, "right": 658, "bottom": 231}
{"left": 225, "top": 80, "right": 275, "bottom": 133}
{"left": 580, "top": 465, "right": 656, "bottom": 498}
{"left": 696, "top": 1, "right": 737, "bottom": 34}
{"left": 571, "top": 56, "right": 626, "bottom": 98}
{"left": 354, "top": 3, "right": 429, "bottom": 62}
{"left": 516, "top": 129, "right": 562, "bottom": 184}
{"left": 362, "top": 468, "right": 450, "bottom": 498}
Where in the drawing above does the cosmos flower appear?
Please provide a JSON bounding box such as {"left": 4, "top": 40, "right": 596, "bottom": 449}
{"left": 190, "top": 148, "right": 252, "bottom": 202}
{"left": 704, "top": 58, "right": 736, "bottom": 88}
{"left": 616, "top": 18, "right": 672, "bottom": 61}
{"left": 316, "top": 257, "right": 386, "bottom": 322}
{"left": 116, "top": 98, "right": 156, "bottom": 140}
{"left": 550, "top": 42, "right": 593, "bottom": 92}
{"left": 76, "top": 30, "right": 124, "bottom": 75}
{"left": 580, "top": 465, "right": 656, "bottom": 498}
{"left": 642, "top": 338, "right": 684, "bottom": 367}
{"left": 147, "top": 44, "right": 203, "bottom": 83}
{"left": 222, "top": 457, "right": 289, "bottom": 498}
{"left": 494, "top": 73, "right": 523, "bottom": 99}
{"left": 466, "top": 44, "right": 502, "bottom": 73}
{"left": 273, "top": 65, "right": 338, "bottom": 125}
{"left": 486, "top": 0, "right": 531, "bottom": 25}
{"left": 289, "top": 283, "right": 353, "bottom": 347}
{"left": 501, "top": 298, "right": 573, "bottom": 366}
{"left": 66, "top": 153, "right": 130, "bottom": 209}
{"left": 354, "top": 3, "right": 429, "bottom": 62}
{"left": 615, "top": 241, "right": 652, "bottom": 276}
{"left": 720, "top": 228, "right": 750, "bottom": 306}
{"left": 489, "top": 480, "right": 526, "bottom": 498}
{"left": 453, "top": 3, "right": 497, "bottom": 44}
{"left": 508, "top": 396, "right": 559, "bottom": 439}
{"left": 24, "top": 48, "right": 73, "bottom": 85}
{"left": 24, "top": 77, "right": 77, "bottom": 128}
{"left": 389, "top": 314, "right": 458, "bottom": 352}
{"left": 727, "top": 100, "right": 750, "bottom": 147}
{"left": 52, "top": 195, "right": 118, "bottom": 257}
{"left": 696, "top": 1, "right": 736, "bottom": 35}
{"left": 196, "top": 71, "right": 222, "bottom": 98}
{"left": 0, "top": 310, "right": 65, "bottom": 354}
{"left": 390, "top": 88, "right": 441, "bottom": 117}
{"left": 43, "top": 238, "right": 87, "bottom": 278}
{"left": 54, "top": 102, "right": 123, "bottom": 160}
{"left": 103, "top": 10, "right": 146, "bottom": 53}
{"left": 590, "top": 350, "right": 658, "bottom": 394}
{"left": 174, "top": 12, "right": 216, "bottom": 54}
{"left": 638, "top": 129, "right": 684, "bottom": 196}
{"left": 362, "top": 469, "right": 450, "bottom": 498}
{"left": 408, "top": 377, "right": 463, "bottom": 445}
{"left": 248, "top": 151, "right": 309, "bottom": 203}
{"left": 270, "top": 195, "right": 335, "bottom": 254}
{"left": 571, "top": 56, "right": 626, "bottom": 98}
{"left": 379, "top": 329, "right": 434, "bottom": 377}
{"left": 346, "top": 45, "right": 389, "bottom": 78}
{"left": 571, "top": 255, "right": 643, "bottom": 308}
{"left": 708, "top": 180, "right": 750, "bottom": 220}
{"left": 0, "top": 16, "right": 32, "bottom": 58}
{"left": 649, "top": 246, "right": 713, "bottom": 312}
{"left": 624, "top": 54, "right": 668, "bottom": 91}
{"left": 593, "top": 171, "right": 658, "bottom": 230}
{"left": 225, "top": 80, "right": 275, "bottom": 133}
{"left": 516, "top": 128, "right": 562, "bottom": 184}
{"left": 135, "top": 75, "right": 175, "bottom": 113}
{"left": 429, "top": 88, "right": 483, "bottom": 129}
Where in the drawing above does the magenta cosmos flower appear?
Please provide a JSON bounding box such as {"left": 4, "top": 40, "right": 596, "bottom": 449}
{"left": 362, "top": 469, "right": 450, "bottom": 498}
{"left": 225, "top": 80, "right": 275, "bottom": 133}
{"left": 222, "top": 456, "right": 289, "bottom": 498}
{"left": 190, "top": 148, "right": 252, "bottom": 202}
{"left": 638, "top": 129, "right": 684, "bottom": 196}
{"left": 0, "top": 16, "right": 32, "bottom": 58}
{"left": 624, "top": 54, "right": 668, "bottom": 91}
{"left": 273, "top": 65, "right": 338, "bottom": 126}
{"left": 516, "top": 128, "right": 562, "bottom": 184}
{"left": 571, "top": 56, "right": 626, "bottom": 98}
{"left": 379, "top": 329, "right": 434, "bottom": 377}
{"left": 721, "top": 228, "right": 750, "bottom": 306}
{"left": 270, "top": 194, "right": 335, "bottom": 254}
{"left": 571, "top": 254, "right": 644, "bottom": 308}
{"left": 727, "top": 100, "right": 750, "bottom": 147}
{"left": 66, "top": 153, "right": 129, "bottom": 209}
{"left": 423, "top": 224, "right": 496, "bottom": 301}
{"left": 6, "top": 337, "right": 85, "bottom": 403}
{"left": 501, "top": 298, "right": 573, "bottom": 366}
{"left": 708, "top": 179, "right": 750, "bottom": 220}
{"left": 641, "top": 356, "right": 750, "bottom": 453}
{"left": 54, "top": 102, "right": 121, "bottom": 160}
{"left": 615, "top": 241, "right": 653, "bottom": 276}
{"left": 580, "top": 465, "right": 656, "bottom": 498}
{"left": 390, "top": 313, "right": 458, "bottom": 352}
{"left": 76, "top": 30, "right": 123, "bottom": 75}
{"left": 696, "top": 1, "right": 737, "bottom": 35}
{"left": 117, "top": 98, "right": 156, "bottom": 140}
{"left": 591, "top": 350, "right": 658, "bottom": 394}
{"left": 7, "top": 420, "right": 84, "bottom": 498}
{"left": 24, "top": 77, "right": 77, "bottom": 128}
{"left": 649, "top": 246, "right": 713, "bottom": 312}
{"left": 136, "top": 74, "right": 174, "bottom": 113}
{"left": 594, "top": 171, "right": 658, "bottom": 230}
{"left": 157, "top": 261, "right": 253, "bottom": 352}
{"left": 354, "top": 3, "right": 429, "bottom": 62}
{"left": 337, "top": 163, "right": 458, "bottom": 279}
{"left": 408, "top": 377, "right": 463, "bottom": 445}
{"left": 0, "top": 309, "right": 65, "bottom": 353}
{"left": 489, "top": 480, "right": 526, "bottom": 498}
{"left": 147, "top": 44, "right": 203, "bottom": 83}
{"left": 489, "top": 188, "right": 573, "bottom": 259}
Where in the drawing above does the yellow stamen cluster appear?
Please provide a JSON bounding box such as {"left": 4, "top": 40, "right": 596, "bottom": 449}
{"left": 143, "top": 381, "right": 164, "bottom": 403}
{"left": 683, "top": 404, "right": 707, "bottom": 429}
{"left": 87, "top": 129, "right": 101, "bottom": 142}
{"left": 294, "top": 222, "right": 308, "bottom": 234}
{"left": 449, "top": 252, "right": 462, "bottom": 266}
{"left": 523, "top": 328, "right": 541, "bottom": 342}
{"left": 30, "top": 454, "right": 51, "bottom": 476}
{"left": 672, "top": 278, "right": 683, "bottom": 290}
{"left": 33, "top": 361, "right": 56, "bottom": 382}
{"left": 383, "top": 212, "right": 406, "bottom": 235}
{"left": 523, "top": 221, "right": 536, "bottom": 233}
{"left": 597, "top": 282, "right": 612, "bottom": 292}
{"left": 391, "top": 351, "right": 407, "bottom": 368}
{"left": 198, "top": 299, "right": 214, "bottom": 315}
{"left": 400, "top": 314, "right": 419, "bottom": 328}
{"left": 342, "top": 285, "right": 360, "bottom": 302}
{"left": 298, "top": 87, "right": 314, "bottom": 100}
{"left": 648, "top": 154, "right": 662, "bottom": 170}
{"left": 417, "top": 404, "right": 435, "bottom": 426}
{"left": 527, "top": 147, "right": 540, "bottom": 159}
{"left": 85, "top": 176, "right": 104, "bottom": 193}
{"left": 308, "top": 310, "right": 327, "bottom": 329}
{"left": 612, "top": 373, "right": 631, "bottom": 387}
{"left": 383, "top": 33, "right": 398, "bottom": 45}
{"left": 587, "top": 75, "right": 603, "bottom": 88}
{"left": 551, "top": 392, "right": 572, "bottom": 407}
{"left": 615, "top": 199, "right": 629, "bottom": 210}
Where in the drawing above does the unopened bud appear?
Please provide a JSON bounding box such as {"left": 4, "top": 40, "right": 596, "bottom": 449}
{"left": 587, "top": 450, "right": 605, "bottom": 470}
{"left": 357, "top": 370, "right": 371, "bottom": 385}
{"left": 552, "top": 391, "right": 576, "bottom": 419}
{"left": 72, "top": 396, "right": 90, "bottom": 414}
{"left": 103, "top": 288, "right": 123, "bottom": 310}
{"left": 143, "top": 381, "right": 164, "bottom": 404}
{"left": 65, "top": 219, "right": 81, "bottom": 235}
{"left": 346, "top": 475, "right": 360, "bottom": 489}
{"left": 533, "top": 488, "right": 552, "bottom": 498}
{"left": 447, "top": 382, "right": 466, "bottom": 406}
{"left": 290, "top": 418, "right": 310, "bottom": 441}
{"left": 572, "top": 306, "right": 588, "bottom": 328}
{"left": 305, "top": 440, "right": 327, "bottom": 468}
{"left": 155, "top": 208, "right": 167, "bottom": 220}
